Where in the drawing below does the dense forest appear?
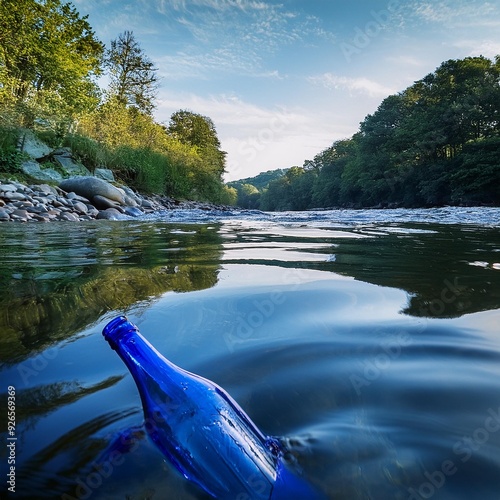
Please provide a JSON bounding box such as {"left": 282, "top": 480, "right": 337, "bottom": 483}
{"left": 0, "top": 0, "right": 235, "bottom": 204}
{"left": 228, "top": 169, "right": 287, "bottom": 209}
{"left": 233, "top": 56, "right": 500, "bottom": 210}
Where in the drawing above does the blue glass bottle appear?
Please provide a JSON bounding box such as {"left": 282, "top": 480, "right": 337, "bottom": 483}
{"left": 103, "top": 316, "right": 322, "bottom": 499}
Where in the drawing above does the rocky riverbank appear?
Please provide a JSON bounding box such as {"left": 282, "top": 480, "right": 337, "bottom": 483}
{"left": 0, "top": 178, "right": 230, "bottom": 222}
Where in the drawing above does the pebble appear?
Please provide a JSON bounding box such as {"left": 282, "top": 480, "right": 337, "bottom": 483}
{"left": 72, "top": 201, "right": 88, "bottom": 214}
{"left": 10, "top": 209, "right": 29, "bottom": 221}
{"left": 0, "top": 179, "right": 231, "bottom": 222}
{"left": 2, "top": 191, "right": 26, "bottom": 201}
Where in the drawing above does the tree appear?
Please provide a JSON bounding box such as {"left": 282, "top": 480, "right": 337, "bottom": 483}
{"left": 105, "top": 30, "right": 158, "bottom": 115}
{"left": 312, "top": 139, "right": 355, "bottom": 207}
{"left": 257, "top": 55, "right": 500, "bottom": 210}
{"left": 0, "top": 0, "right": 103, "bottom": 122}
{"left": 168, "top": 110, "right": 226, "bottom": 179}
{"left": 237, "top": 183, "right": 260, "bottom": 208}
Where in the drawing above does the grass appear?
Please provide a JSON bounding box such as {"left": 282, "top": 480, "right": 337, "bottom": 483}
{"left": 0, "top": 124, "right": 228, "bottom": 202}
{"left": 0, "top": 126, "right": 23, "bottom": 175}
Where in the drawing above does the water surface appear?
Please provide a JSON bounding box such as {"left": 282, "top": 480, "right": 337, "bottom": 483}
{"left": 1, "top": 207, "right": 500, "bottom": 499}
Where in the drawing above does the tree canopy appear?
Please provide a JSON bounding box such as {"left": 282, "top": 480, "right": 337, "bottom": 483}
{"left": 105, "top": 30, "right": 158, "bottom": 115}
{"left": 238, "top": 56, "right": 500, "bottom": 210}
{"left": 0, "top": 0, "right": 103, "bottom": 122}
{"left": 168, "top": 110, "right": 227, "bottom": 179}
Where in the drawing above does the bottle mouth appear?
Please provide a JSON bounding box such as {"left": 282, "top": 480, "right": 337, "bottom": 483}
{"left": 102, "top": 316, "right": 138, "bottom": 348}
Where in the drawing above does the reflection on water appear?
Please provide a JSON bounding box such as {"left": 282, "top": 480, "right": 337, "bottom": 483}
{"left": 1, "top": 210, "right": 500, "bottom": 499}
{"left": 0, "top": 222, "right": 222, "bottom": 364}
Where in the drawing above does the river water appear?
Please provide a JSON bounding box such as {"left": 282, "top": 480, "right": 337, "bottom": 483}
{"left": 1, "top": 207, "right": 500, "bottom": 499}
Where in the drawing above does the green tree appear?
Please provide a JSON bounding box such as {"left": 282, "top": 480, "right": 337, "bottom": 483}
{"left": 450, "top": 136, "right": 500, "bottom": 205}
{"left": 219, "top": 185, "right": 238, "bottom": 206}
{"left": 260, "top": 177, "right": 288, "bottom": 211}
{"left": 312, "top": 139, "right": 355, "bottom": 207}
{"left": 168, "top": 110, "right": 226, "bottom": 179}
{"left": 0, "top": 0, "right": 103, "bottom": 123}
{"left": 105, "top": 30, "right": 158, "bottom": 115}
{"left": 237, "top": 183, "right": 260, "bottom": 209}
{"left": 259, "top": 56, "right": 500, "bottom": 210}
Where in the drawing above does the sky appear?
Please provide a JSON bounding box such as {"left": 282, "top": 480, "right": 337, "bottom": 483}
{"left": 73, "top": 0, "right": 500, "bottom": 181}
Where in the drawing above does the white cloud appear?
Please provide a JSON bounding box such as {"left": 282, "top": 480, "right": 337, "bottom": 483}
{"left": 155, "top": 47, "right": 260, "bottom": 79}
{"left": 308, "top": 73, "right": 396, "bottom": 98}
{"left": 413, "top": 1, "right": 499, "bottom": 27}
{"left": 144, "top": 0, "right": 337, "bottom": 80}
{"left": 452, "top": 40, "right": 500, "bottom": 59}
{"left": 155, "top": 91, "right": 353, "bottom": 180}
{"left": 157, "top": 92, "right": 300, "bottom": 132}
{"left": 155, "top": 0, "right": 270, "bottom": 13}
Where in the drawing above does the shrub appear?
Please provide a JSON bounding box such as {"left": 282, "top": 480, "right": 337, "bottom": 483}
{"left": 0, "top": 126, "right": 23, "bottom": 174}
{"left": 63, "top": 134, "right": 110, "bottom": 173}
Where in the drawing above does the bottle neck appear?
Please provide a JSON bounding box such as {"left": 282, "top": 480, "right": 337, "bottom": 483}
{"left": 103, "top": 316, "right": 143, "bottom": 352}
{"left": 103, "top": 316, "right": 181, "bottom": 383}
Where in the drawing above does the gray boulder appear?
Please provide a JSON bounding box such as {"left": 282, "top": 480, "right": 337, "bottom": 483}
{"left": 22, "top": 160, "right": 64, "bottom": 183}
{"left": 17, "top": 129, "right": 51, "bottom": 158}
{"left": 94, "top": 168, "right": 115, "bottom": 182}
{"left": 38, "top": 148, "right": 91, "bottom": 177}
{"left": 33, "top": 184, "right": 59, "bottom": 196}
{"left": 96, "top": 208, "right": 128, "bottom": 220}
{"left": 124, "top": 206, "right": 143, "bottom": 217}
{"left": 92, "top": 194, "right": 123, "bottom": 211}
{"left": 59, "top": 177, "right": 134, "bottom": 206}
{"left": 0, "top": 184, "right": 18, "bottom": 193}
{"left": 120, "top": 185, "right": 142, "bottom": 205}
{"left": 53, "top": 153, "right": 91, "bottom": 177}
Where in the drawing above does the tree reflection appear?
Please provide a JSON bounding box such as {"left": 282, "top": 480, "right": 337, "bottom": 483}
{"left": 323, "top": 224, "right": 500, "bottom": 318}
{"left": 0, "top": 222, "right": 223, "bottom": 364}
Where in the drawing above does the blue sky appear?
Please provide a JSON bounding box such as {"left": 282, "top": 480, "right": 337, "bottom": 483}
{"left": 73, "top": 0, "right": 500, "bottom": 180}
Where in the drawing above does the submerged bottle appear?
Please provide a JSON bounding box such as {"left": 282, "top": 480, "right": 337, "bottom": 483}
{"left": 103, "top": 316, "right": 322, "bottom": 500}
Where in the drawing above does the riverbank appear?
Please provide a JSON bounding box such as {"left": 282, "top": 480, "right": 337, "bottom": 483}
{"left": 0, "top": 179, "right": 231, "bottom": 222}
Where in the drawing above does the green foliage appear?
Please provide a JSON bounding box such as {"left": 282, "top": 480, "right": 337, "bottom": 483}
{"left": 450, "top": 137, "right": 500, "bottom": 205}
{"left": 63, "top": 133, "right": 109, "bottom": 172}
{"left": 107, "top": 146, "right": 170, "bottom": 194}
{"left": 74, "top": 102, "right": 229, "bottom": 200}
{"left": 0, "top": 126, "right": 22, "bottom": 174}
{"left": 0, "top": 0, "right": 104, "bottom": 125}
{"left": 168, "top": 110, "right": 226, "bottom": 179}
{"left": 35, "top": 129, "right": 62, "bottom": 148}
{"left": 237, "top": 183, "right": 261, "bottom": 209}
{"left": 260, "top": 167, "right": 317, "bottom": 211}
{"left": 105, "top": 31, "right": 158, "bottom": 115}
{"left": 0, "top": 147, "right": 22, "bottom": 174}
{"left": 0, "top": 1, "right": 230, "bottom": 204}
{"left": 228, "top": 169, "right": 288, "bottom": 208}
{"left": 256, "top": 56, "right": 500, "bottom": 211}
{"left": 219, "top": 185, "right": 238, "bottom": 206}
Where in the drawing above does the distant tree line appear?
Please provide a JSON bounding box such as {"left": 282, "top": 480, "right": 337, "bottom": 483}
{"left": 233, "top": 56, "right": 500, "bottom": 210}
{"left": 0, "top": 0, "right": 234, "bottom": 203}
{"left": 228, "top": 169, "right": 287, "bottom": 209}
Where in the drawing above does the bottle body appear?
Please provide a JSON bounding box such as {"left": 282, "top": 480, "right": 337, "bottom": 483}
{"left": 103, "top": 316, "right": 278, "bottom": 499}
